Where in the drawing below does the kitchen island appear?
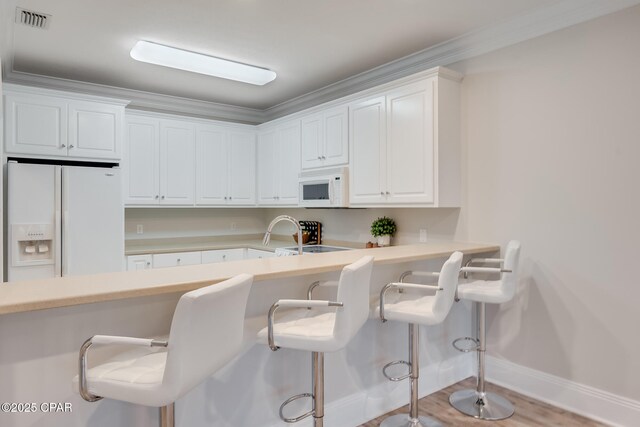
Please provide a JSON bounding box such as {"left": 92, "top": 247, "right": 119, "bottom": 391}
{"left": 0, "top": 241, "right": 499, "bottom": 427}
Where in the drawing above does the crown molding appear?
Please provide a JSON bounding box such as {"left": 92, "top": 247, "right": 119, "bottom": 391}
{"left": 2, "top": 0, "right": 638, "bottom": 124}
{"left": 2, "top": 68, "right": 264, "bottom": 124}
{"left": 262, "top": 0, "right": 640, "bottom": 121}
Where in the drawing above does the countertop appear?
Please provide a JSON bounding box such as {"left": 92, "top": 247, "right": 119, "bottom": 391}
{"left": 0, "top": 241, "right": 499, "bottom": 315}
{"left": 124, "top": 234, "right": 300, "bottom": 255}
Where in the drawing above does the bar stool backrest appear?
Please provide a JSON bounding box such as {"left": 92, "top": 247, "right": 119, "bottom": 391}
{"left": 333, "top": 256, "right": 374, "bottom": 349}
{"left": 431, "top": 251, "right": 464, "bottom": 323}
{"left": 501, "top": 240, "right": 521, "bottom": 301}
{"left": 162, "top": 274, "right": 253, "bottom": 400}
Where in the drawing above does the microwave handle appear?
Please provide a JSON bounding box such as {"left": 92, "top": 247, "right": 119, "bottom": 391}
{"left": 329, "top": 179, "right": 335, "bottom": 204}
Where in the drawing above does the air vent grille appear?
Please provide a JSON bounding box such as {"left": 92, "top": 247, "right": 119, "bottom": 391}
{"left": 15, "top": 8, "right": 51, "bottom": 29}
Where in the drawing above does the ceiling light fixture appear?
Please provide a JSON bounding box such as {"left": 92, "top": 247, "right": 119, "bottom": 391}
{"left": 130, "top": 41, "right": 276, "bottom": 86}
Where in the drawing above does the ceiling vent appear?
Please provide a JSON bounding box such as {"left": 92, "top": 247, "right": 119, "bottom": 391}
{"left": 15, "top": 8, "right": 51, "bottom": 29}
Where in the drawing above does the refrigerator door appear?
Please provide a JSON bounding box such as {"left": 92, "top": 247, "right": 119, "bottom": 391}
{"left": 7, "top": 163, "right": 61, "bottom": 282}
{"left": 62, "top": 166, "right": 124, "bottom": 276}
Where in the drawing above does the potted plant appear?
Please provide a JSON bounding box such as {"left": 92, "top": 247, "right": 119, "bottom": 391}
{"left": 370, "top": 216, "right": 396, "bottom": 247}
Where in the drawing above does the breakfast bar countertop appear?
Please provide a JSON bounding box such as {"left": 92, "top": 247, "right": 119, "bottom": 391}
{"left": 0, "top": 241, "right": 499, "bottom": 315}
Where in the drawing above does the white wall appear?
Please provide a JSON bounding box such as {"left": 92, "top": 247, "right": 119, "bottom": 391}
{"left": 450, "top": 4, "right": 640, "bottom": 401}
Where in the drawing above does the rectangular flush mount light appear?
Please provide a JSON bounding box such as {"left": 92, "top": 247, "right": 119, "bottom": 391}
{"left": 130, "top": 41, "right": 276, "bottom": 86}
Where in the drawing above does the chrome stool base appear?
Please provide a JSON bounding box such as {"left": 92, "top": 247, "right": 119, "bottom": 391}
{"left": 380, "top": 413, "right": 443, "bottom": 427}
{"left": 449, "top": 389, "right": 514, "bottom": 420}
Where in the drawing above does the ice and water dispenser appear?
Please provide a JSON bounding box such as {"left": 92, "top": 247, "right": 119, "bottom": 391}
{"left": 11, "top": 224, "right": 54, "bottom": 266}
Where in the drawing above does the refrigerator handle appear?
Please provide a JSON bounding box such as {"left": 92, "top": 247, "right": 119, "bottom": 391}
{"left": 55, "top": 166, "right": 63, "bottom": 278}
{"left": 60, "top": 167, "right": 69, "bottom": 277}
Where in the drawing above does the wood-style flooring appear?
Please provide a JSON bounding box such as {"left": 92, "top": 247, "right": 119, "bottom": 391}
{"left": 360, "top": 378, "right": 607, "bottom": 426}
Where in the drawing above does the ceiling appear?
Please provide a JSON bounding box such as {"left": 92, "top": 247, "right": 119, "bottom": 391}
{"left": 1, "top": 0, "right": 566, "bottom": 110}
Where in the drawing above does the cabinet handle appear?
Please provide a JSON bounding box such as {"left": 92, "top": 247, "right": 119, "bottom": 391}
{"left": 61, "top": 144, "right": 66, "bottom": 148}
{"left": 386, "top": 191, "right": 390, "bottom": 195}
{"left": 229, "top": 196, "right": 232, "bottom": 200}
{"left": 317, "top": 156, "right": 322, "bottom": 160}
{"left": 155, "top": 195, "right": 159, "bottom": 199}
{"left": 321, "top": 156, "right": 326, "bottom": 160}
{"left": 177, "top": 258, "right": 181, "bottom": 263}
{"left": 161, "top": 195, "right": 165, "bottom": 199}
{"left": 380, "top": 192, "right": 384, "bottom": 196}
{"left": 146, "top": 262, "right": 151, "bottom": 266}
{"left": 222, "top": 255, "right": 227, "bottom": 260}
{"left": 69, "top": 145, "right": 74, "bottom": 149}
{"left": 224, "top": 196, "right": 227, "bottom": 200}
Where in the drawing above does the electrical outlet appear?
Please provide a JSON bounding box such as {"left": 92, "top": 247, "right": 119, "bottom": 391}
{"left": 136, "top": 224, "right": 144, "bottom": 234}
{"left": 419, "top": 229, "right": 428, "bottom": 242}
{"left": 231, "top": 222, "right": 237, "bottom": 231}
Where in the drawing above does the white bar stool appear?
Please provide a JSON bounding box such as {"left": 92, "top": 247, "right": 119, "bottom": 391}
{"left": 449, "top": 240, "right": 521, "bottom": 420}
{"left": 375, "top": 251, "right": 463, "bottom": 427}
{"left": 74, "top": 274, "right": 254, "bottom": 427}
{"left": 257, "top": 256, "right": 374, "bottom": 427}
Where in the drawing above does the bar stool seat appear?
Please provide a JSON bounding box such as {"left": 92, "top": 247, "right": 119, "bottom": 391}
{"left": 257, "top": 309, "right": 338, "bottom": 352}
{"left": 457, "top": 279, "right": 513, "bottom": 304}
{"left": 373, "top": 291, "right": 445, "bottom": 325}
{"left": 74, "top": 273, "right": 254, "bottom": 427}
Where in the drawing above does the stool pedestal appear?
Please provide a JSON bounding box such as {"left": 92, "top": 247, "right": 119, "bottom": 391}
{"left": 380, "top": 324, "right": 443, "bottom": 427}
{"left": 449, "top": 302, "right": 514, "bottom": 420}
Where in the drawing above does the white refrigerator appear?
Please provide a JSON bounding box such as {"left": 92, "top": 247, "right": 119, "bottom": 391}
{"left": 7, "top": 161, "right": 124, "bottom": 282}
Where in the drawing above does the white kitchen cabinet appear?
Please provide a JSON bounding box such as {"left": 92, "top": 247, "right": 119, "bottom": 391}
{"left": 160, "top": 119, "right": 195, "bottom": 205}
{"left": 301, "top": 105, "right": 348, "bottom": 170}
{"left": 196, "top": 126, "right": 256, "bottom": 206}
{"left": 124, "top": 116, "right": 159, "bottom": 205}
{"left": 257, "top": 120, "right": 300, "bottom": 205}
{"left": 68, "top": 100, "right": 123, "bottom": 160}
{"left": 152, "top": 251, "right": 202, "bottom": 268}
{"left": 125, "top": 115, "right": 196, "bottom": 206}
{"left": 349, "top": 96, "right": 387, "bottom": 205}
{"left": 349, "top": 72, "right": 461, "bottom": 207}
{"left": 201, "top": 248, "right": 246, "bottom": 263}
{"left": 4, "top": 85, "right": 126, "bottom": 160}
{"left": 246, "top": 248, "right": 276, "bottom": 259}
{"left": 127, "top": 254, "right": 153, "bottom": 271}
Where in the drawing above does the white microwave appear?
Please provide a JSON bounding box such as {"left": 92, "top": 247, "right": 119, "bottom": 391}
{"left": 298, "top": 167, "right": 349, "bottom": 207}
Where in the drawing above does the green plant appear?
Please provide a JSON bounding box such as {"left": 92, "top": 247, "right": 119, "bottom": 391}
{"left": 370, "top": 216, "right": 397, "bottom": 237}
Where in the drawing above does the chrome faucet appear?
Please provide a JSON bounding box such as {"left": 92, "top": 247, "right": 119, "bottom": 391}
{"left": 263, "top": 215, "right": 303, "bottom": 255}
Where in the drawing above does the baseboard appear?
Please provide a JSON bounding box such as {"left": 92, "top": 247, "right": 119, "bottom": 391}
{"left": 485, "top": 356, "right": 640, "bottom": 427}
{"left": 266, "top": 352, "right": 475, "bottom": 427}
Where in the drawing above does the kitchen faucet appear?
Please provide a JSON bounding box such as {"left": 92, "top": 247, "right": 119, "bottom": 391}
{"left": 263, "top": 215, "right": 303, "bottom": 255}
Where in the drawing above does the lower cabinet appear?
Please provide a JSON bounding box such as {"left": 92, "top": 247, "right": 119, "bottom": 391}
{"left": 246, "top": 249, "right": 277, "bottom": 259}
{"left": 126, "top": 254, "right": 153, "bottom": 271}
{"left": 126, "top": 247, "right": 275, "bottom": 270}
{"left": 152, "top": 251, "right": 202, "bottom": 268}
{"left": 201, "top": 248, "right": 246, "bottom": 263}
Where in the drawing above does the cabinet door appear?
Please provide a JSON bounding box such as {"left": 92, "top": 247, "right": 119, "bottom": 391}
{"left": 349, "top": 96, "right": 387, "bottom": 205}
{"left": 323, "top": 105, "right": 349, "bottom": 166}
{"left": 4, "top": 93, "right": 68, "bottom": 156}
{"left": 127, "top": 255, "right": 153, "bottom": 271}
{"left": 152, "top": 251, "right": 201, "bottom": 268}
{"left": 228, "top": 130, "right": 256, "bottom": 205}
{"left": 278, "top": 121, "right": 301, "bottom": 204}
{"left": 246, "top": 249, "right": 276, "bottom": 259}
{"left": 124, "top": 117, "right": 160, "bottom": 205}
{"left": 257, "top": 130, "right": 278, "bottom": 204}
{"left": 68, "top": 101, "right": 122, "bottom": 160}
{"left": 300, "top": 113, "right": 323, "bottom": 170}
{"left": 195, "top": 125, "right": 228, "bottom": 205}
{"left": 160, "top": 120, "right": 195, "bottom": 205}
{"left": 386, "top": 80, "right": 435, "bottom": 204}
{"left": 202, "top": 248, "right": 246, "bottom": 263}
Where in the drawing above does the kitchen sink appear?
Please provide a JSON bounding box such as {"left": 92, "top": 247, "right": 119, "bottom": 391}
{"left": 279, "top": 245, "right": 353, "bottom": 254}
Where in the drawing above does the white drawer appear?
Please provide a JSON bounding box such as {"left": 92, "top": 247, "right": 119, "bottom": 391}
{"left": 127, "top": 254, "right": 153, "bottom": 271}
{"left": 201, "top": 248, "right": 246, "bottom": 264}
{"left": 246, "top": 248, "right": 276, "bottom": 259}
{"left": 152, "top": 251, "right": 202, "bottom": 268}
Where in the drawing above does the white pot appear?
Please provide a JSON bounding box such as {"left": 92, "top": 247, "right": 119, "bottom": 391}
{"left": 377, "top": 235, "right": 391, "bottom": 247}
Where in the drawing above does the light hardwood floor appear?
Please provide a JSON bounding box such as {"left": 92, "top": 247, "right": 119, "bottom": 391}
{"left": 360, "top": 378, "right": 608, "bottom": 426}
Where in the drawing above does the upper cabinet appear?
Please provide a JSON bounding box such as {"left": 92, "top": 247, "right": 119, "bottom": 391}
{"left": 124, "top": 115, "right": 195, "bottom": 206}
{"left": 257, "top": 120, "right": 301, "bottom": 205}
{"left": 349, "top": 71, "right": 461, "bottom": 207}
{"left": 4, "top": 85, "right": 127, "bottom": 161}
{"left": 196, "top": 125, "right": 256, "bottom": 206}
{"left": 124, "top": 112, "right": 255, "bottom": 207}
{"left": 300, "top": 105, "right": 348, "bottom": 170}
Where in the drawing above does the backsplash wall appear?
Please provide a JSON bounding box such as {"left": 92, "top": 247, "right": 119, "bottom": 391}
{"left": 125, "top": 207, "right": 466, "bottom": 245}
